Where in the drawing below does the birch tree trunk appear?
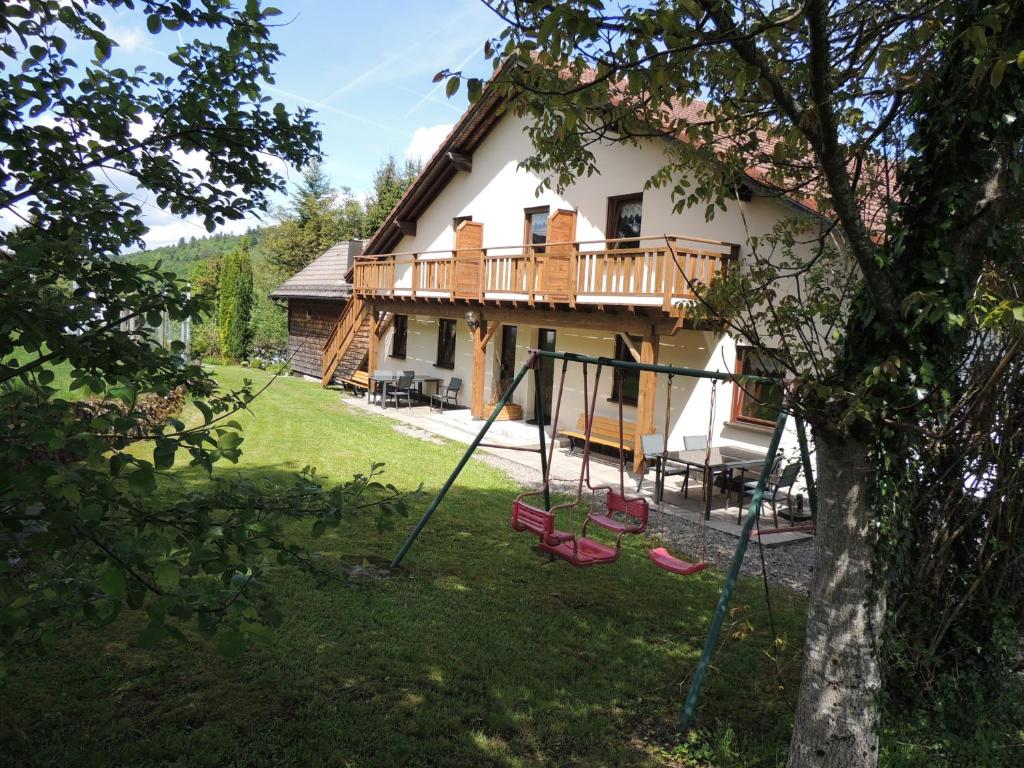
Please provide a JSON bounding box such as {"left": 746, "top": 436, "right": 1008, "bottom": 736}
{"left": 786, "top": 433, "right": 885, "bottom": 768}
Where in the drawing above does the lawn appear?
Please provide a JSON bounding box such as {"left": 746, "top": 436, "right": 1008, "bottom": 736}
{"left": 1, "top": 365, "right": 809, "bottom": 768}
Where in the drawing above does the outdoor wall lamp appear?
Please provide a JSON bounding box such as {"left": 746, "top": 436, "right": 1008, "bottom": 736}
{"left": 464, "top": 310, "right": 480, "bottom": 333}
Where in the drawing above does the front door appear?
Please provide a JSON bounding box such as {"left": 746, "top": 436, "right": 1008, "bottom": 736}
{"left": 532, "top": 328, "right": 556, "bottom": 425}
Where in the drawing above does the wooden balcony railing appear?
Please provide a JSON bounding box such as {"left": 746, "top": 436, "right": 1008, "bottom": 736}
{"left": 351, "top": 234, "right": 738, "bottom": 314}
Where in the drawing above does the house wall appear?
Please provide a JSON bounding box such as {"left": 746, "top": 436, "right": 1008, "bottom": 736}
{"left": 387, "top": 111, "right": 803, "bottom": 259}
{"left": 287, "top": 299, "right": 346, "bottom": 379}
{"left": 377, "top": 314, "right": 802, "bottom": 459}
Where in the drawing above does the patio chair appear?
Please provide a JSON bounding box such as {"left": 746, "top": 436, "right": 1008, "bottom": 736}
{"left": 430, "top": 377, "right": 462, "bottom": 412}
{"left": 635, "top": 433, "right": 686, "bottom": 496}
{"left": 384, "top": 371, "right": 416, "bottom": 409}
{"left": 738, "top": 459, "right": 799, "bottom": 526}
{"left": 680, "top": 434, "right": 709, "bottom": 499}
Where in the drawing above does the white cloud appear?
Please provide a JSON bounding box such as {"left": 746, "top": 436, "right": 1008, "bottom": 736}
{"left": 404, "top": 124, "right": 453, "bottom": 164}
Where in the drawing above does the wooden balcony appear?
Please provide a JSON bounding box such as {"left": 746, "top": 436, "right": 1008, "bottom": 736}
{"left": 352, "top": 235, "right": 738, "bottom": 316}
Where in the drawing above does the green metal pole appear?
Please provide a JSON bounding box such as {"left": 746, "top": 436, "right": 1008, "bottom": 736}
{"left": 795, "top": 417, "right": 818, "bottom": 523}
{"left": 390, "top": 354, "right": 535, "bottom": 568}
{"left": 678, "top": 408, "right": 790, "bottom": 732}
{"left": 531, "top": 350, "right": 776, "bottom": 385}
{"left": 532, "top": 357, "right": 550, "bottom": 511}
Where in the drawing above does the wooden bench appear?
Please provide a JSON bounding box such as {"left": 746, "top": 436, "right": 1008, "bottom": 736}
{"left": 560, "top": 414, "right": 637, "bottom": 456}
{"left": 340, "top": 369, "right": 369, "bottom": 395}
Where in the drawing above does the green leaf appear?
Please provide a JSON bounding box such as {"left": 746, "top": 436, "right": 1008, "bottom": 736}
{"left": 99, "top": 566, "right": 127, "bottom": 598}
{"left": 154, "top": 562, "right": 180, "bottom": 592}
{"left": 216, "top": 628, "right": 246, "bottom": 659}
{"left": 146, "top": 15, "right": 162, "bottom": 34}
{"left": 1012, "top": 305, "right": 1024, "bottom": 322}
{"left": 127, "top": 466, "right": 156, "bottom": 496}
{"left": 137, "top": 622, "right": 166, "bottom": 650}
{"left": 217, "top": 431, "right": 243, "bottom": 450}
{"left": 445, "top": 76, "right": 460, "bottom": 98}
{"left": 153, "top": 440, "right": 177, "bottom": 470}
{"left": 194, "top": 400, "right": 214, "bottom": 424}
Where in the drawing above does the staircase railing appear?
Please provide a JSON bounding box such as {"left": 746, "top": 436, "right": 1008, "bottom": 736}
{"left": 321, "top": 296, "right": 369, "bottom": 387}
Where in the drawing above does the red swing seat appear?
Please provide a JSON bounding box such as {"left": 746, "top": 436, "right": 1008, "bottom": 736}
{"left": 648, "top": 547, "right": 708, "bottom": 576}
{"left": 586, "top": 489, "right": 649, "bottom": 534}
{"left": 540, "top": 534, "right": 620, "bottom": 567}
{"left": 512, "top": 496, "right": 620, "bottom": 567}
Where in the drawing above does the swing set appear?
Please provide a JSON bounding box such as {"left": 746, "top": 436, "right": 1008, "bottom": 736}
{"left": 390, "top": 348, "right": 817, "bottom": 731}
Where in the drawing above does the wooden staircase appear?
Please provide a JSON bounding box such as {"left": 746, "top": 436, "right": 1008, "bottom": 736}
{"left": 321, "top": 297, "right": 370, "bottom": 387}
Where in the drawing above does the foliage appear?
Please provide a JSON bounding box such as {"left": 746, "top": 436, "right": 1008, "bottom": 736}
{"left": 263, "top": 159, "right": 363, "bottom": 273}
{"left": 0, "top": 0, "right": 408, "bottom": 669}
{"left": 121, "top": 229, "right": 267, "bottom": 279}
{"left": 217, "top": 242, "right": 254, "bottom": 360}
{"left": 362, "top": 154, "right": 422, "bottom": 237}
{"left": 249, "top": 256, "right": 289, "bottom": 358}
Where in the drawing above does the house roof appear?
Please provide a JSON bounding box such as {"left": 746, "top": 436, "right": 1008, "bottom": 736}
{"left": 270, "top": 240, "right": 363, "bottom": 300}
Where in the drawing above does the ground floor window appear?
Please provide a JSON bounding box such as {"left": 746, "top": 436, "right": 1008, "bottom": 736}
{"left": 732, "top": 347, "right": 784, "bottom": 425}
{"left": 610, "top": 335, "right": 640, "bottom": 406}
{"left": 390, "top": 314, "right": 408, "bottom": 359}
{"left": 436, "top": 318, "right": 457, "bottom": 369}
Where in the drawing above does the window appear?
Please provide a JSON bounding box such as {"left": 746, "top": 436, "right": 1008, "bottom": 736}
{"left": 524, "top": 206, "right": 549, "bottom": 253}
{"left": 498, "top": 325, "right": 518, "bottom": 389}
{"left": 436, "top": 318, "right": 457, "bottom": 369}
{"left": 453, "top": 215, "right": 473, "bottom": 232}
{"left": 607, "top": 194, "right": 643, "bottom": 248}
{"left": 610, "top": 335, "right": 641, "bottom": 406}
{"left": 732, "top": 347, "right": 785, "bottom": 425}
{"left": 390, "top": 315, "right": 407, "bottom": 359}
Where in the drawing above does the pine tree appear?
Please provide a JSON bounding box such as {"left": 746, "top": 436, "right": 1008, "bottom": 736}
{"left": 217, "top": 241, "right": 253, "bottom": 360}
{"left": 265, "top": 160, "right": 357, "bottom": 274}
{"left": 362, "top": 155, "right": 421, "bottom": 236}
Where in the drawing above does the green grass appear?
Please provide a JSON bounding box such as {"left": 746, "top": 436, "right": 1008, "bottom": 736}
{"left": 1, "top": 365, "right": 809, "bottom": 767}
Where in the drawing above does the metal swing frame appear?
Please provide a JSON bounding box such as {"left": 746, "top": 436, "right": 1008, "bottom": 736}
{"left": 389, "top": 347, "right": 818, "bottom": 733}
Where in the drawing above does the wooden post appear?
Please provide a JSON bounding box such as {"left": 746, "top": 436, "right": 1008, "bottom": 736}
{"left": 471, "top": 316, "right": 500, "bottom": 419}
{"left": 367, "top": 310, "right": 379, "bottom": 380}
{"left": 634, "top": 329, "right": 659, "bottom": 473}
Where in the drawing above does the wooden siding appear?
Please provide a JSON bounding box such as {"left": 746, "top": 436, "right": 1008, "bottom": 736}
{"left": 287, "top": 299, "right": 346, "bottom": 379}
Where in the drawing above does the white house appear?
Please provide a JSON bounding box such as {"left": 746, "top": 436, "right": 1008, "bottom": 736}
{"left": 324, "top": 85, "right": 820, "bottom": 473}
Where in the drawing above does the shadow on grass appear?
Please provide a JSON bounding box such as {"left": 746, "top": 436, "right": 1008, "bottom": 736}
{"left": 2, "top": 458, "right": 804, "bottom": 768}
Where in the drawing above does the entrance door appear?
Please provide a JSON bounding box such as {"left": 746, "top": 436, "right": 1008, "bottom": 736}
{"left": 531, "top": 328, "right": 556, "bottom": 424}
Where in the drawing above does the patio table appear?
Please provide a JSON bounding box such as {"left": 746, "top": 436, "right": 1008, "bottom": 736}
{"left": 657, "top": 446, "right": 768, "bottom": 520}
{"left": 369, "top": 373, "right": 442, "bottom": 409}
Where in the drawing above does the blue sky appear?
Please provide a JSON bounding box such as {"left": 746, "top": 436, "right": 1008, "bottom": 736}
{"left": 103, "top": 1, "right": 502, "bottom": 247}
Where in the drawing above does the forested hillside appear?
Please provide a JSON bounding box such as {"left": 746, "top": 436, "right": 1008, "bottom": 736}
{"left": 120, "top": 229, "right": 268, "bottom": 278}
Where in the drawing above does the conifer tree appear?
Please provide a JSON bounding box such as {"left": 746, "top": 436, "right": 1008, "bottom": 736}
{"left": 217, "top": 242, "right": 253, "bottom": 360}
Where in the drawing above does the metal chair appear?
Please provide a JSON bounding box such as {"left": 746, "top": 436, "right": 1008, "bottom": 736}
{"left": 738, "top": 459, "right": 799, "bottom": 526}
{"left": 680, "top": 434, "right": 709, "bottom": 498}
{"left": 385, "top": 371, "right": 415, "bottom": 409}
{"left": 430, "top": 377, "right": 462, "bottom": 412}
{"left": 636, "top": 433, "right": 686, "bottom": 499}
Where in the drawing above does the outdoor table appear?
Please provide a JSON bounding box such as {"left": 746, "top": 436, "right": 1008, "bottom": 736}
{"left": 658, "top": 446, "right": 768, "bottom": 519}
{"left": 369, "top": 373, "right": 442, "bottom": 409}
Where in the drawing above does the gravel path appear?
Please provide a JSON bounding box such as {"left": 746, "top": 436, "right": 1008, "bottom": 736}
{"left": 471, "top": 447, "right": 816, "bottom": 595}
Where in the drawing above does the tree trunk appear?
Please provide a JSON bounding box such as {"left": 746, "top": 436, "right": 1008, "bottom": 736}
{"left": 787, "top": 432, "right": 885, "bottom": 768}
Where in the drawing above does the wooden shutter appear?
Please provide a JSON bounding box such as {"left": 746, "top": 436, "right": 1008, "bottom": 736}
{"left": 541, "top": 209, "right": 577, "bottom": 302}
{"left": 453, "top": 220, "right": 483, "bottom": 300}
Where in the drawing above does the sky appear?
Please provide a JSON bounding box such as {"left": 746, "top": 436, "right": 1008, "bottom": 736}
{"left": 105, "top": 0, "right": 503, "bottom": 248}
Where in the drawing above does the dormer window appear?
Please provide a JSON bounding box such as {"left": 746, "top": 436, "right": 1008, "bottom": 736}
{"left": 524, "top": 206, "right": 549, "bottom": 253}
{"left": 607, "top": 194, "right": 643, "bottom": 249}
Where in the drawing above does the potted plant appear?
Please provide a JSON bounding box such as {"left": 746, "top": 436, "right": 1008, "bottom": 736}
{"left": 486, "top": 378, "right": 523, "bottom": 421}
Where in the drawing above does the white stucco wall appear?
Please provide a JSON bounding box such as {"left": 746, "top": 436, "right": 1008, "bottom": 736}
{"left": 383, "top": 111, "right": 801, "bottom": 259}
